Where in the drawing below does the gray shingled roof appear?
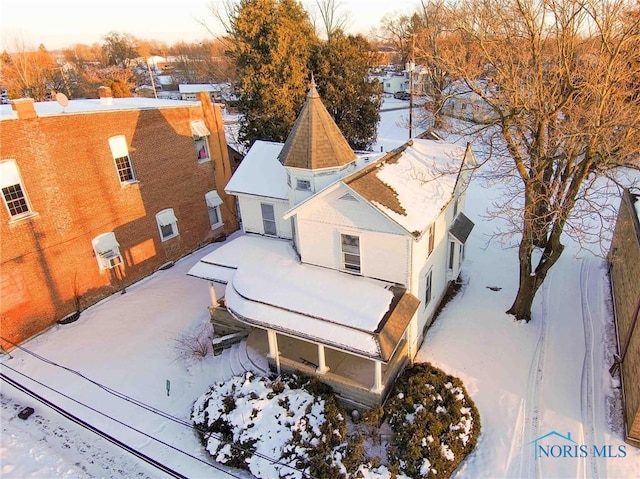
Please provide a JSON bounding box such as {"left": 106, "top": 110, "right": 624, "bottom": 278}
{"left": 449, "top": 212, "right": 475, "bottom": 243}
{"left": 278, "top": 80, "right": 356, "bottom": 170}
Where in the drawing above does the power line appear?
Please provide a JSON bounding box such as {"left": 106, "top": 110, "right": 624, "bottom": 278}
{"left": 1, "top": 364, "right": 240, "bottom": 478}
{"left": 0, "top": 336, "right": 319, "bottom": 479}
{"left": 1, "top": 371, "right": 189, "bottom": 479}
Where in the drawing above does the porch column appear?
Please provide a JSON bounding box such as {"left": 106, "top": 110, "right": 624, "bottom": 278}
{"left": 371, "top": 360, "right": 383, "bottom": 393}
{"left": 267, "top": 330, "right": 281, "bottom": 375}
{"left": 209, "top": 283, "right": 219, "bottom": 307}
{"left": 316, "top": 344, "right": 329, "bottom": 374}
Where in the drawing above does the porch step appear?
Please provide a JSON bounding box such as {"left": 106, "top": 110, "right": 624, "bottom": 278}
{"left": 229, "top": 343, "right": 244, "bottom": 376}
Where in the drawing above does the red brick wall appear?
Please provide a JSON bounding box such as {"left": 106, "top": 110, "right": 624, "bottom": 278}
{"left": 0, "top": 101, "right": 235, "bottom": 348}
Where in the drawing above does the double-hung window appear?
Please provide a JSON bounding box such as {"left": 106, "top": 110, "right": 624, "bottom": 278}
{"left": 205, "top": 191, "right": 223, "bottom": 229}
{"left": 424, "top": 270, "right": 433, "bottom": 307}
{"left": 108, "top": 135, "right": 135, "bottom": 183}
{"left": 191, "top": 120, "right": 210, "bottom": 162}
{"left": 341, "top": 233, "right": 361, "bottom": 273}
{"left": 261, "top": 203, "right": 277, "bottom": 236}
{"left": 1, "top": 160, "right": 32, "bottom": 220}
{"left": 156, "top": 208, "right": 179, "bottom": 241}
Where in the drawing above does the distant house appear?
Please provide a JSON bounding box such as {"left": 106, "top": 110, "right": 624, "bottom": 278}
{"left": 608, "top": 188, "right": 640, "bottom": 448}
{"left": 188, "top": 80, "right": 475, "bottom": 407}
{"left": 0, "top": 88, "right": 238, "bottom": 349}
{"left": 442, "top": 81, "right": 497, "bottom": 124}
{"left": 380, "top": 73, "right": 408, "bottom": 95}
{"left": 178, "top": 83, "right": 233, "bottom": 103}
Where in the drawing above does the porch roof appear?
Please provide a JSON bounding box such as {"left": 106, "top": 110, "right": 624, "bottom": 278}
{"left": 187, "top": 234, "right": 419, "bottom": 361}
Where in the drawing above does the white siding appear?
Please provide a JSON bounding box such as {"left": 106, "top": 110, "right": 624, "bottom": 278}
{"left": 237, "top": 195, "right": 292, "bottom": 239}
{"left": 295, "top": 186, "right": 409, "bottom": 284}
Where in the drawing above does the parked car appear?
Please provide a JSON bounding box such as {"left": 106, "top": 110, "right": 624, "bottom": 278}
{"left": 394, "top": 91, "right": 411, "bottom": 100}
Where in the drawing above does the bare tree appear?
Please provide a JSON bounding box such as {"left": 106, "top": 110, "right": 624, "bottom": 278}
{"left": 311, "top": 0, "right": 351, "bottom": 39}
{"left": 1, "top": 39, "right": 64, "bottom": 101}
{"left": 444, "top": 0, "right": 640, "bottom": 321}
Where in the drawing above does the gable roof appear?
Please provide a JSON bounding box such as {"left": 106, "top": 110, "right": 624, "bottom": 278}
{"left": 283, "top": 138, "right": 473, "bottom": 238}
{"left": 277, "top": 80, "right": 356, "bottom": 170}
{"left": 344, "top": 139, "right": 470, "bottom": 237}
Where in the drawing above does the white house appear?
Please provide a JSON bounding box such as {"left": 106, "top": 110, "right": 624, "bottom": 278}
{"left": 188, "top": 81, "right": 476, "bottom": 406}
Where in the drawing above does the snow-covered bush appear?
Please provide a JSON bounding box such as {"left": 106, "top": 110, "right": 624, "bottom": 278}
{"left": 385, "top": 363, "right": 481, "bottom": 478}
{"left": 191, "top": 372, "right": 349, "bottom": 479}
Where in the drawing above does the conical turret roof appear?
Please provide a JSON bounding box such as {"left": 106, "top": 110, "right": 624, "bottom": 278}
{"left": 278, "top": 78, "right": 356, "bottom": 170}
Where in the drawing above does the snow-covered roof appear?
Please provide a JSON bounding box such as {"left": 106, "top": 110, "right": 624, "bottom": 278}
{"left": 187, "top": 235, "right": 418, "bottom": 360}
{"left": 0, "top": 97, "right": 201, "bottom": 120}
{"left": 225, "top": 140, "right": 288, "bottom": 200}
{"left": 345, "top": 139, "right": 469, "bottom": 236}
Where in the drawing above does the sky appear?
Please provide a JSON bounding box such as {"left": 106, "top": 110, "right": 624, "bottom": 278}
{"left": 0, "top": 0, "right": 419, "bottom": 52}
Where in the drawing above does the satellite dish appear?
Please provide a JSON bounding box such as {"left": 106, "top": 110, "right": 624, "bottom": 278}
{"left": 56, "top": 92, "right": 69, "bottom": 111}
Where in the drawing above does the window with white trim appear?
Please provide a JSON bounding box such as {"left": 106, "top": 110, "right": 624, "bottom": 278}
{"left": 191, "top": 120, "right": 211, "bottom": 162}
{"left": 0, "top": 160, "right": 32, "bottom": 219}
{"left": 341, "top": 233, "right": 361, "bottom": 273}
{"left": 424, "top": 269, "right": 433, "bottom": 308}
{"left": 156, "top": 208, "right": 179, "bottom": 241}
{"left": 205, "top": 190, "right": 223, "bottom": 229}
{"left": 108, "top": 136, "right": 135, "bottom": 183}
{"left": 296, "top": 179, "right": 311, "bottom": 191}
{"left": 261, "top": 203, "right": 277, "bottom": 236}
{"left": 92, "top": 232, "right": 123, "bottom": 270}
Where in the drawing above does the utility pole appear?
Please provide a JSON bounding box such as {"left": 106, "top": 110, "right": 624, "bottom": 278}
{"left": 408, "top": 34, "right": 415, "bottom": 139}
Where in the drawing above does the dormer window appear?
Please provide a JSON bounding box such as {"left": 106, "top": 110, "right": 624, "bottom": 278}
{"left": 296, "top": 179, "right": 311, "bottom": 191}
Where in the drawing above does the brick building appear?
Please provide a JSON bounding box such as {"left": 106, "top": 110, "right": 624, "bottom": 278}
{"left": 608, "top": 188, "right": 640, "bottom": 447}
{"left": 0, "top": 89, "right": 238, "bottom": 349}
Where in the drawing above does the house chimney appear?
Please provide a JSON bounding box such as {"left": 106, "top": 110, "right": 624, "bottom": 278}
{"left": 10, "top": 98, "right": 37, "bottom": 120}
{"left": 98, "top": 86, "right": 113, "bottom": 105}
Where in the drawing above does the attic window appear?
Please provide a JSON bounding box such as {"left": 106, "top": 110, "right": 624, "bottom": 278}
{"left": 296, "top": 179, "right": 311, "bottom": 191}
{"left": 339, "top": 193, "right": 358, "bottom": 202}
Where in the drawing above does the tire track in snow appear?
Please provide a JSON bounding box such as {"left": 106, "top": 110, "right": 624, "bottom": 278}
{"left": 579, "top": 256, "right": 600, "bottom": 479}
{"left": 518, "top": 266, "right": 554, "bottom": 479}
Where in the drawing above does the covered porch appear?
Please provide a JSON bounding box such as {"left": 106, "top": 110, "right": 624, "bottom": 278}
{"left": 247, "top": 328, "right": 409, "bottom": 407}
{"left": 187, "top": 234, "right": 420, "bottom": 407}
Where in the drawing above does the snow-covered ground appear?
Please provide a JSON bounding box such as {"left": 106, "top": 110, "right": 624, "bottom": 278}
{"left": 2, "top": 100, "right": 639, "bottom": 478}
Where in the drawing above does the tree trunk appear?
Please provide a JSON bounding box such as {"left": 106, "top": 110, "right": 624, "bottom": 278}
{"left": 507, "top": 274, "right": 541, "bottom": 322}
